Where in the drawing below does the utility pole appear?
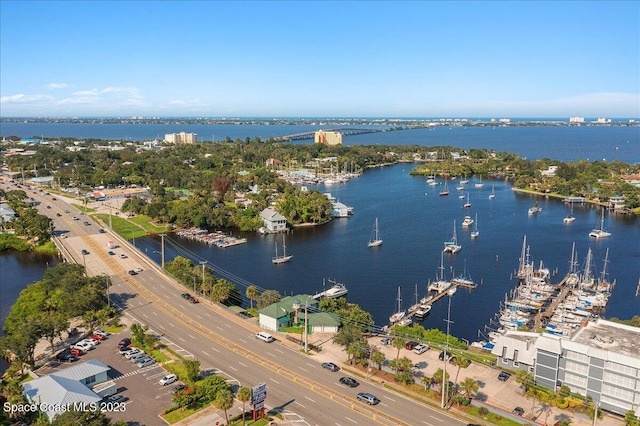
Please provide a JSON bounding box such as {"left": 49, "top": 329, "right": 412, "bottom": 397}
{"left": 304, "top": 301, "right": 308, "bottom": 354}
{"left": 200, "top": 261, "right": 207, "bottom": 289}
{"left": 159, "top": 234, "right": 166, "bottom": 269}
{"left": 442, "top": 294, "right": 454, "bottom": 409}
{"left": 105, "top": 274, "right": 110, "bottom": 307}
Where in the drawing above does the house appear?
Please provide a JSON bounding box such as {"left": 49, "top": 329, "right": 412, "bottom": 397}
{"left": 0, "top": 203, "right": 16, "bottom": 223}
{"left": 258, "top": 295, "right": 340, "bottom": 333}
{"left": 259, "top": 208, "right": 288, "bottom": 233}
{"left": 22, "top": 359, "right": 113, "bottom": 420}
{"left": 608, "top": 195, "right": 626, "bottom": 210}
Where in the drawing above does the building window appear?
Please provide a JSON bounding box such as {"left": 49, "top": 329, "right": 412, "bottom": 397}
{"left": 84, "top": 375, "right": 96, "bottom": 385}
{"left": 514, "top": 349, "right": 519, "bottom": 363}
{"left": 514, "top": 361, "right": 520, "bottom": 368}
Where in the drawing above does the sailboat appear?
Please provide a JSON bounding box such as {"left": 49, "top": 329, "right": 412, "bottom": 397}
{"left": 563, "top": 203, "right": 576, "bottom": 223}
{"left": 460, "top": 174, "right": 469, "bottom": 184}
{"left": 489, "top": 184, "right": 495, "bottom": 200}
{"left": 528, "top": 201, "right": 542, "bottom": 215}
{"left": 428, "top": 251, "right": 452, "bottom": 293}
{"left": 589, "top": 208, "right": 611, "bottom": 238}
{"left": 444, "top": 220, "right": 461, "bottom": 253}
{"left": 272, "top": 234, "right": 293, "bottom": 264}
{"left": 463, "top": 192, "right": 471, "bottom": 208}
{"left": 471, "top": 213, "right": 479, "bottom": 238}
{"left": 389, "top": 286, "right": 406, "bottom": 324}
{"left": 367, "top": 218, "right": 383, "bottom": 247}
{"left": 474, "top": 176, "right": 484, "bottom": 188}
{"left": 439, "top": 179, "right": 449, "bottom": 196}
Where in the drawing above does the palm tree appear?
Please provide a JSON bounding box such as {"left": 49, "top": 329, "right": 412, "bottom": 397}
{"left": 392, "top": 336, "right": 406, "bottom": 372}
{"left": 459, "top": 377, "right": 479, "bottom": 398}
{"left": 246, "top": 285, "right": 259, "bottom": 309}
{"left": 236, "top": 386, "right": 252, "bottom": 426}
{"left": 214, "top": 388, "right": 234, "bottom": 426}
{"left": 452, "top": 356, "right": 471, "bottom": 386}
{"left": 371, "top": 350, "right": 386, "bottom": 371}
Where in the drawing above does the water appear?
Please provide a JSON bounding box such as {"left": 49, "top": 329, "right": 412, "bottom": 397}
{"left": 134, "top": 164, "right": 640, "bottom": 344}
{"left": 0, "top": 252, "right": 58, "bottom": 371}
{"left": 1, "top": 122, "right": 639, "bottom": 163}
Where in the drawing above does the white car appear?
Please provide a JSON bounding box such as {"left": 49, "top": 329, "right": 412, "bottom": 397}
{"left": 159, "top": 374, "right": 178, "bottom": 386}
{"left": 81, "top": 338, "right": 100, "bottom": 347}
{"left": 94, "top": 329, "right": 110, "bottom": 337}
{"left": 73, "top": 341, "right": 93, "bottom": 351}
{"left": 413, "top": 343, "right": 430, "bottom": 355}
{"left": 119, "top": 253, "right": 127, "bottom": 259}
{"left": 124, "top": 348, "right": 142, "bottom": 359}
{"left": 134, "top": 267, "right": 143, "bottom": 272}
{"left": 256, "top": 332, "right": 275, "bottom": 343}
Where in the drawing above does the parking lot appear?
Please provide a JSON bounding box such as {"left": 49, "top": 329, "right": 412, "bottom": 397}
{"left": 36, "top": 330, "right": 177, "bottom": 426}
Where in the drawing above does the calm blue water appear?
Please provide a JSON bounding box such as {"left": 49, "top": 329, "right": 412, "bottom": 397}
{"left": 134, "top": 164, "right": 640, "bottom": 344}
{"left": 1, "top": 122, "right": 639, "bottom": 163}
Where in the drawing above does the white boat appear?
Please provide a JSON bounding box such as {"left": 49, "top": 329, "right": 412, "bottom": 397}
{"left": 311, "top": 279, "right": 348, "bottom": 299}
{"left": 474, "top": 176, "right": 484, "bottom": 188}
{"left": 443, "top": 220, "right": 461, "bottom": 254}
{"left": 528, "top": 202, "right": 542, "bottom": 215}
{"left": 272, "top": 234, "right": 293, "bottom": 264}
{"left": 460, "top": 174, "right": 469, "bottom": 184}
{"left": 428, "top": 252, "right": 451, "bottom": 292}
{"left": 413, "top": 304, "right": 432, "bottom": 318}
{"left": 489, "top": 184, "right": 495, "bottom": 200}
{"left": 589, "top": 208, "right": 611, "bottom": 239}
{"left": 456, "top": 185, "right": 464, "bottom": 191}
{"left": 462, "top": 215, "right": 474, "bottom": 227}
{"left": 389, "top": 287, "right": 406, "bottom": 324}
{"left": 447, "top": 286, "right": 457, "bottom": 296}
{"left": 463, "top": 192, "right": 471, "bottom": 208}
{"left": 563, "top": 203, "right": 575, "bottom": 223}
{"left": 368, "top": 217, "right": 383, "bottom": 247}
{"left": 470, "top": 213, "right": 479, "bottom": 238}
{"left": 439, "top": 179, "right": 449, "bottom": 196}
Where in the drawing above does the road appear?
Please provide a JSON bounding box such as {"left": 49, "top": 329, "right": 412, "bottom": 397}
{"left": 5, "top": 181, "right": 468, "bottom": 426}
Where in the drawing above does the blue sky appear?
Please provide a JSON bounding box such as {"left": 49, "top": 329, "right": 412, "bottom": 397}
{"left": 1, "top": 1, "right": 638, "bottom": 118}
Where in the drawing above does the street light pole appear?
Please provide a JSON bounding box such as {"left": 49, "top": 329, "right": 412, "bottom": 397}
{"left": 200, "top": 261, "right": 207, "bottom": 289}
{"left": 104, "top": 274, "right": 110, "bottom": 307}
{"left": 159, "top": 234, "right": 166, "bottom": 269}
{"left": 442, "top": 293, "right": 454, "bottom": 409}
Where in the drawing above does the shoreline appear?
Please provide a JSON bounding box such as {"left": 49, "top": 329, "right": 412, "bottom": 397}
{"left": 511, "top": 187, "right": 640, "bottom": 215}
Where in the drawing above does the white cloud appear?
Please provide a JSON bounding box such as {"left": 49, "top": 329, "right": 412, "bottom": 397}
{"left": 43, "top": 83, "right": 68, "bottom": 90}
{"left": 72, "top": 89, "right": 100, "bottom": 96}
{"left": 0, "top": 94, "right": 54, "bottom": 104}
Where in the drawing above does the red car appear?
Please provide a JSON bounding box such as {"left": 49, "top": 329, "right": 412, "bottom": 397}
{"left": 69, "top": 348, "right": 84, "bottom": 356}
{"left": 90, "top": 334, "right": 106, "bottom": 341}
{"left": 405, "top": 341, "right": 419, "bottom": 350}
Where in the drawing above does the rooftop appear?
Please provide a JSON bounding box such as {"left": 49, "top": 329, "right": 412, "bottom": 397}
{"left": 571, "top": 319, "right": 640, "bottom": 360}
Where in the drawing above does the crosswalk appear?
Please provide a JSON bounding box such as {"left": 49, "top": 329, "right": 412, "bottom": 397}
{"left": 111, "top": 365, "right": 161, "bottom": 381}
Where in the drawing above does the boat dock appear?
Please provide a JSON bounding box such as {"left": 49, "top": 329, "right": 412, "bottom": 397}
{"left": 532, "top": 275, "right": 570, "bottom": 329}
{"left": 404, "top": 279, "right": 478, "bottom": 323}
{"left": 176, "top": 228, "right": 247, "bottom": 248}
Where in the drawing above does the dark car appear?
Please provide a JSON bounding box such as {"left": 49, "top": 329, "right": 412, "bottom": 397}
{"left": 98, "top": 228, "right": 106, "bottom": 233}
{"left": 512, "top": 407, "right": 524, "bottom": 416}
{"left": 339, "top": 377, "right": 359, "bottom": 387}
{"left": 171, "top": 384, "right": 188, "bottom": 394}
{"left": 321, "top": 362, "right": 340, "bottom": 372}
{"left": 405, "top": 341, "right": 419, "bottom": 350}
{"left": 498, "top": 371, "right": 512, "bottom": 382}
{"left": 117, "top": 338, "right": 131, "bottom": 349}
{"left": 81, "top": 249, "right": 89, "bottom": 255}
{"left": 108, "top": 395, "right": 128, "bottom": 403}
{"left": 56, "top": 352, "right": 78, "bottom": 362}
{"left": 356, "top": 392, "right": 380, "bottom": 405}
{"left": 439, "top": 351, "right": 452, "bottom": 361}
{"left": 128, "top": 270, "right": 137, "bottom": 275}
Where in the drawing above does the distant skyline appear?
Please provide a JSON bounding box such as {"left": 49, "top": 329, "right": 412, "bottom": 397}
{"left": 1, "top": 1, "right": 638, "bottom": 118}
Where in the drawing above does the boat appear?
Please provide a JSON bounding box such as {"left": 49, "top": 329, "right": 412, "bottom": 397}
{"left": 444, "top": 220, "right": 461, "bottom": 253}
{"left": 462, "top": 215, "right": 474, "bottom": 227}
{"left": 474, "top": 176, "right": 484, "bottom": 188}
{"left": 447, "top": 286, "right": 457, "bottom": 296}
{"left": 460, "top": 174, "right": 469, "bottom": 184}
{"left": 463, "top": 192, "right": 471, "bottom": 208}
{"left": 452, "top": 260, "right": 476, "bottom": 288}
{"left": 470, "top": 213, "right": 479, "bottom": 238}
{"left": 367, "top": 217, "right": 383, "bottom": 247}
{"left": 413, "top": 304, "right": 432, "bottom": 318}
{"left": 311, "top": 279, "right": 348, "bottom": 299}
{"left": 272, "top": 234, "right": 293, "bottom": 264}
{"left": 528, "top": 201, "right": 542, "bottom": 215}
{"left": 456, "top": 185, "right": 464, "bottom": 191}
{"left": 408, "top": 284, "right": 421, "bottom": 313}
{"left": 589, "top": 208, "right": 611, "bottom": 239}
{"left": 489, "top": 184, "right": 495, "bottom": 200}
{"left": 428, "top": 252, "right": 452, "bottom": 293}
{"left": 389, "top": 287, "right": 406, "bottom": 324}
{"left": 563, "top": 203, "right": 576, "bottom": 223}
{"left": 439, "top": 179, "right": 449, "bottom": 196}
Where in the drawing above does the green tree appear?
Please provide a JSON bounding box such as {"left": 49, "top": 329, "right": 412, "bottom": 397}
{"left": 371, "top": 350, "right": 386, "bottom": 371}
{"left": 451, "top": 356, "right": 471, "bottom": 387}
{"left": 246, "top": 285, "right": 259, "bottom": 309}
{"left": 210, "top": 279, "right": 235, "bottom": 304}
{"left": 214, "top": 388, "right": 234, "bottom": 426}
{"left": 515, "top": 370, "right": 535, "bottom": 392}
{"left": 459, "top": 377, "right": 479, "bottom": 397}
{"left": 236, "top": 386, "right": 252, "bottom": 426}
{"left": 198, "top": 375, "right": 229, "bottom": 402}
{"left": 625, "top": 409, "right": 639, "bottom": 426}
{"left": 183, "top": 358, "right": 201, "bottom": 384}
{"left": 256, "top": 289, "right": 281, "bottom": 309}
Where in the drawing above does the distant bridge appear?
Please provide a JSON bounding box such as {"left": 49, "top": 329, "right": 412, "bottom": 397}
{"left": 281, "top": 128, "right": 384, "bottom": 141}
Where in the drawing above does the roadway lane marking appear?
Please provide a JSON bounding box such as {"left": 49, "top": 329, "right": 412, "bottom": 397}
{"left": 216, "top": 326, "right": 223, "bottom": 331}
{"left": 273, "top": 348, "right": 284, "bottom": 354}
{"left": 168, "top": 322, "right": 175, "bottom": 327}
{"left": 298, "top": 366, "right": 308, "bottom": 372}
{"left": 304, "top": 396, "right": 316, "bottom": 403}
{"left": 158, "top": 325, "right": 165, "bottom": 329}
{"left": 238, "top": 362, "right": 248, "bottom": 368}
{"left": 202, "top": 351, "right": 210, "bottom": 356}
{"left": 294, "top": 401, "right": 305, "bottom": 408}
{"left": 430, "top": 417, "right": 444, "bottom": 422}
{"left": 344, "top": 417, "right": 357, "bottom": 424}
{"left": 422, "top": 422, "right": 433, "bottom": 426}
{"left": 196, "top": 314, "right": 203, "bottom": 319}
{"left": 142, "top": 313, "right": 148, "bottom": 318}
{"left": 385, "top": 396, "right": 396, "bottom": 402}
{"left": 306, "top": 362, "right": 315, "bottom": 368}
{"left": 239, "top": 338, "right": 247, "bottom": 344}
{"left": 211, "top": 347, "right": 220, "bottom": 353}
{"left": 228, "top": 366, "right": 237, "bottom": 371}
{"left": 178, "top": 337, "right": 186, "bottom": 342}
{"left": 188, "top": 334, "right": 195, "bottom": 339}
{"left": 152, "top": 311, "right": 158, "bottom": 316}
{"left": 269, "top": 378, "right": 280, "bottom": 384}
{"left": 266, "top": 352, "right": 276, "bottom": 357}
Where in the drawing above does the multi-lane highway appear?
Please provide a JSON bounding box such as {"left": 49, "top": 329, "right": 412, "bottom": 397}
{"left": 6, "top": 182, "right": 467, "bottom": 426}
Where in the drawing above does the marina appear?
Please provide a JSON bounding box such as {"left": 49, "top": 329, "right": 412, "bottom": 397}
{"left": 175, "top": 228, "right": 247, "bottom": 248}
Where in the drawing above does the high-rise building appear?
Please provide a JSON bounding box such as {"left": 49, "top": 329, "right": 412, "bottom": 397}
{"left": 164, "top": 132, "right": 198, "bottom": 144}
{"left": 314, "top": 130, "right": 342, "bottom": 146}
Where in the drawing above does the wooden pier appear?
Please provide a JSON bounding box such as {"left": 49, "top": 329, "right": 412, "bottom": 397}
{"left": 533, "top": 275, "right": 570, "bottom": 330}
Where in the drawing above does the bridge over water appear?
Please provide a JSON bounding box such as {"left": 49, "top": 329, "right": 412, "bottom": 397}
{"left": 281, "top": 127, "right": 384, "bottom": 141}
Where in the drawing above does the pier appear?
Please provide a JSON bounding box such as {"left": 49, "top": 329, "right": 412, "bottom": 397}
{"left": 532, "top": 275, "right": 570, "bottom": 330}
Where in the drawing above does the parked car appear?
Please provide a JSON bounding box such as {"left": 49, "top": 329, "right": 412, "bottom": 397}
{"left": 94, "top": 329, "right": 110, "bottom": 337}
{"left": 117, "top": 338, "right": 131, "bottom": 349}
{"left": 134, "top": 267, "right": 143, "bottom": 272}
{"left": 498, "top": 371, "right": 512, "bottom": 382}
{"left": 90, "top": 334, "right": 106, "bottom": 341}
{"left": 129, "top": 352, "right": 147, "bottom": 362}
{"left": 339, "top": 377, "right": 359, "bottom": 387}
{"left": 128, "top": 270, "right": 137, "bottom": 275}
{"left": 512, "top": 407, "right": 524, "bottom": 416}
{"left": 356, "top": 392, "right": 380, "bottom": 405}
{"left": 171, "top": 384, "right": 188, "bottom": 394}
{"left": 380, "top": 337, "right": 393, "bottom": 346}
{"left": 56, "top": 352, "right": 78, "bottom": 363}
{"left": 124, "top": 349, "right": 143, "bottom": 359}
{"left": 119, "top": 347, "right": 135, "bottom": 356}
{"left": 137, "top": 357, "right": 156, "bottom": 368}
{"left": 68, "top": 348, "right": 84, "bottom": 356}
{"left": 159, "top": 374, "right": 178, "bottom": 386}
{"left": 73, "top": 341, "right": 93, "bottom": 352}
{"left": 439, "top": 351, "right": 452, "bottom": 361}
{"left": 81, "top": 338, "right": 99, "bottom": 346}
{"left": 405, "top": 341, "right": 419, "bottom": 350}
{"left": 107, "top": 395, "right": 128, "bottom": 403}
{"left": 321, "top": 362, "right": 340, "bottom": 372}
{"left": 413, "top": 343, "right": 430, "bottom": 354}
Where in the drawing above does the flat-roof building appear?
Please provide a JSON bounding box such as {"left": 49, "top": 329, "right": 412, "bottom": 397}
{"left": 314, "top": 130, "right": 342, "bottom": 146}
{"left": 164, "top": 132, "right": 197, "bottom": 144}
